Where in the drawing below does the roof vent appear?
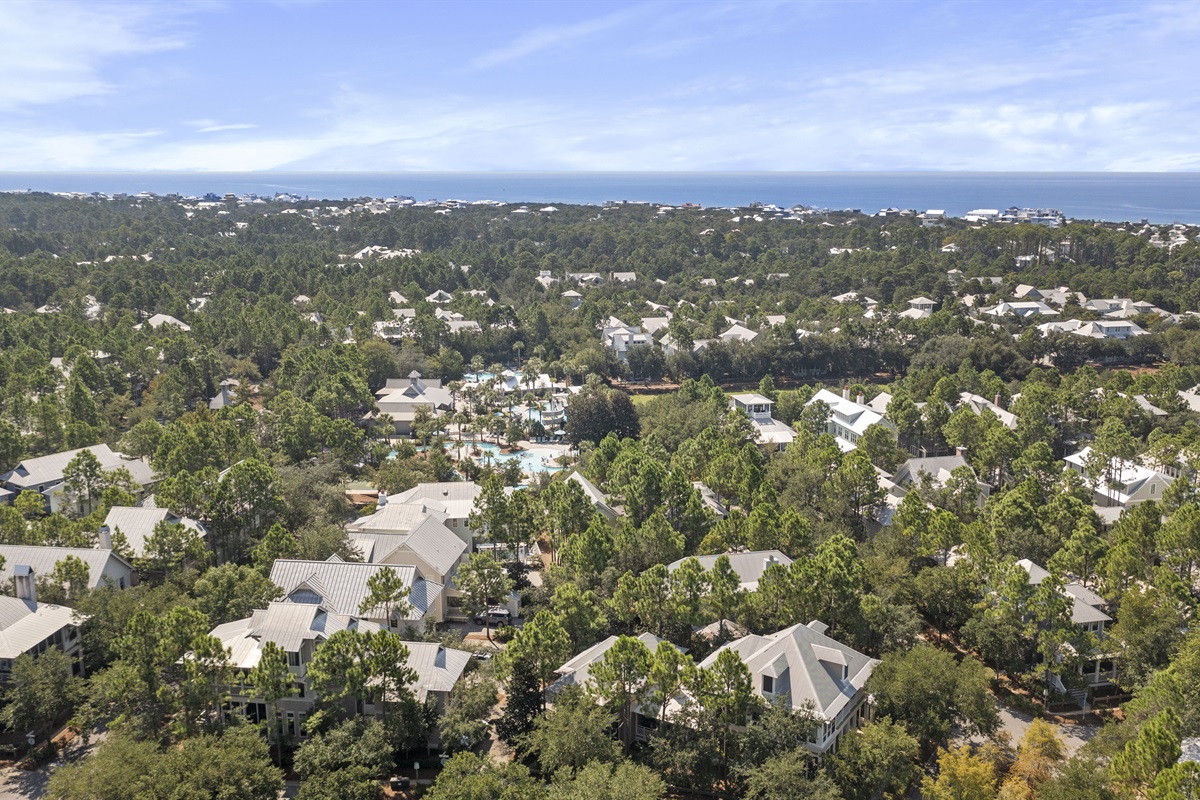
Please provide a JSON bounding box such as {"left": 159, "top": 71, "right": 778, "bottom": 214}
{"left": 806, "top": 619, "right": 829, "bottom": 635}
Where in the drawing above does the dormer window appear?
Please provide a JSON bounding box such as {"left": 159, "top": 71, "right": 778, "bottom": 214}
{"left": 762, "top": 675, "right": 774, "bottom": 694}
{"left": 287, "top": 651, "right": 301, "bottom": 667}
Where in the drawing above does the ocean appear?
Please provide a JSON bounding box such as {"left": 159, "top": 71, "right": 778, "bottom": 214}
{"left": 2, "top": 172, "right": 1199, "bottom": 225}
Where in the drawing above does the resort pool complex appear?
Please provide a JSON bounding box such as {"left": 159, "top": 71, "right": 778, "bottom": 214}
{"left": 455, "top": 442, "right": 564, "bottom": 474}
{"left": 400, "top": 441, "right": 564, "bottom": 474}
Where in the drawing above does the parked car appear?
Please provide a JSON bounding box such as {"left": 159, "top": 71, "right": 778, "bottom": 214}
{"left": 473, "top": 607, "right": 512, "bottom": 625}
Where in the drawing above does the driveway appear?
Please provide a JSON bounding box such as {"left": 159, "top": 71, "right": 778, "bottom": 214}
{"left": 967, "top": 703, "right": 1098, "bottom": 757}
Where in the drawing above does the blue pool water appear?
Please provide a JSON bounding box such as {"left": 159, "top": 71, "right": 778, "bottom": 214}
{"left": 401, "top": 440, "right": 564, "bottom": 474}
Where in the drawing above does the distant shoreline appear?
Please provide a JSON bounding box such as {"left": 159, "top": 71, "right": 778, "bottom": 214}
{"left": 3, "top": 171, "right": 1199, "bottom": 224}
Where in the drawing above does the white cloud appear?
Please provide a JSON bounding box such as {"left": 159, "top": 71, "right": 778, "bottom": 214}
{"left": 468, "top": 7, "right": 641, "bottom": 70}
{"left": 0, "top": 1, "right": 190, "bottom": 112}
{"left": 196, "top": 123, "right": 258, "bottom": 133}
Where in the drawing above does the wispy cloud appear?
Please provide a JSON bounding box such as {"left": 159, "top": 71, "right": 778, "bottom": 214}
{"left": 0, "top": 1, "right": 191, "bottom": 112}
{"left": 196, "top": 123, "right": 258, "bottom": 133}
{"left": 468, "top": 7, "right": 642, "bottom": 70}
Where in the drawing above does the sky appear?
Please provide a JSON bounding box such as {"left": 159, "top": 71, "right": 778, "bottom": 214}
{"left": 1, "top": 0, "right": 1198, "bottom": 172}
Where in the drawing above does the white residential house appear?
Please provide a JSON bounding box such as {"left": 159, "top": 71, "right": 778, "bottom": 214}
{"left": 210, "top": 602, "right": 470, "bottom": 741}
{"left": 720, "top": 324, "right": 758, "bottom": 344}
{"left": 601, "top": 320, "right": 653, "bottom": 363}
{"left": 389, "top": 481, "right": 484, "bottom": 545}
{"left": 1064, "top": 446, "right": 1174, "bottom": 508}
{"left": 980, "top": 301, "right": 1060, "bottom": 319}
{"left": 2, "top": 445, "right": 157, "bottom": 514}
{"left": 729, "top": 393, "right": 796, "bottom": 451}
{"left": 907, "top": 296, "right": 936, "bottom": 313}
{"left": 1015, "top": 560, "right": 1116, "bottom": 689}
{"left": 136, "top": 313, "right": 191, "bottom": 331}
{"left": 270, "top": 555, "right": 446, "bottom": 626}
{"left": 667, "top": 551, "right": 792, "bottom": 592}
{"left": 102, "top": 506, "right": 206, "bottom": 559}
{"left": 610, "top": 271, "right": 637, "bottom": 283}
{"left": 562, "top": 290, "right": 582, "bottom": 310}
{"left": 425, "top": 290, "right": 453, "bottom": 304}
{"left": 345, "top": 498, "right": 470, "bottom": 621}
{"left": 374, "top": 372, "right": 455, "bottom": 435}
{"left": 806, "top": 389, "right": 893, "bottom": 453}
{"left": 958, "top": 392, "right": 1018, "bottom": 430}
{"left": 695, "top": 621, "right": 878, "bottom": 757}
{"left": 0, "top": 544, "right": 135, "bottom": 592}
{"left": 0, "top": 567, "right": 88, "bottom": 679}
{"left": 1037, "top": 319, "right": 1148, "bottom": 340}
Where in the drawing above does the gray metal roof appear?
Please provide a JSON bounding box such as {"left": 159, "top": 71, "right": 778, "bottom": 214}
{"left": 102, "top": 506, "right": 205, "bottom": 557}
{"left": 0, "top": 596, "right": 81, "bottom": 659}
{"left": 270, "top": 558, "right": 442, "bottom": 620}
{"left": 3, "top": 444, "right": 154, "bottom": 490}
{"left": 349, "top": 514, "right": 466, "bottom": 579}
{"left": 699, "top": 621, "right": 878, "bottom": 721}
{"left": 404, "top": 642, "right": 472, "bottom": 701}
{"left": 210, "top": 601, "right": 382, "bottom": 669}
{"left": 667, "top": 550, "right": 792, "bottom": 591}
{"left": 0, "top": 545, "right": 131, "bottom": 590}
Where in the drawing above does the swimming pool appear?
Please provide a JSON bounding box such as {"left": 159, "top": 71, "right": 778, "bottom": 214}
{"left": 454, "top": 441, "right": 564, "bottom": 474}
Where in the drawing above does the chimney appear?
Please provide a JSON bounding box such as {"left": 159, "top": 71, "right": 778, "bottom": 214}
{"left": 842, "top": 386, "right": 850, "bottom": 400}
{"left": 956, "top": 446, "right": 967, "bottom": 458}
{"left": 856, "top": 392, "right": 864, "bottom": 406}
{"left": 377, "top": 490, "right": 388, "bottom": 507}
{"left": 14, "top": 565, "right": 36, "bottom": 606}
{"left": 994, "top": 393, "right": 1002, "bottom": 408}
{"left": 98, "top": 525, "right": 113, "bottom": 550}
{"left": 764, "top": 554, "right": 779, "bottom": 570}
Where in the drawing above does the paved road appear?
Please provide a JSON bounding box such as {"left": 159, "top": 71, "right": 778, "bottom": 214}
{"left": 967, "top": 704, "right": 1097, "bottom": 757}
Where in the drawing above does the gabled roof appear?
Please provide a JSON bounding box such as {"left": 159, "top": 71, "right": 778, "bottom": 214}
{"left": 270, "top": 558, "right": 442, "bottom": 620}
{"left": 0, "top": 596, "right": 82, "bottom": 659}
{"left": 404, "top": 642, "right": 472, "bottom": 701}
{"left": 392, "top": 481, "right": 482, "bottom": 520}
{"left": 1015, "top": 560, "right": 1111, "bottom": 625}
{"left": 348, "top": 515, "right": 467, "bottom": 578}
{"left": 701, "top": 621, "right": 877, "bottom": 721}
{"left": 667, "top": 551, "right": 791, "bottom": 591}
{"left": 210, "top": 601, "right": 381, "bottom": 669}
{"left": 554, "top": 632, "right": 669, "bottom": 691}
{"left": 0, "top": 545, "right": 131, "bottom": 590}
{"left": 565, "top": 472, "right": 618, "bottom": 518}
{"left": 3, "top": 444, "right": 153, "bottom": 491}
{"left": 103, "top": 506, "right": 205, "bottom": 557}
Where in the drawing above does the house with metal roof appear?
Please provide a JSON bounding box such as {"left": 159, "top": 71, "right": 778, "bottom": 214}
{"left": 2, "top": 444, "right": 157, "bottom": 514}
{"left": 270, "top": 556, "right": 446, "bottom": 626}
{"left": 667, "top": 551, "right": 792, "bottom": 593}
{"left": 729, "top": 393, "right": 796, "bottom": 452}
{"left": 694, "top": 621, "right": 878, "bottom": 757}
{"left": 346, "top": 499, "right": 468, "bottom": 621}
{"left": 0, "top": 544, "right": 134, "bottom": 592}
{"left": 0, "top": 567, "right": 87, "bottom": 679}
{"left": 805, "top": 388, "right": 891, "bottom": 453}
{"left": 102, "top": 506, "right": 205, "bottom": 558}
{"left": 374, "top": 372, "right": 455, "bottom": 435}
{"left": 1015, "top": 559, "right": 1116, "bottom": 689}
{"left": 1064, "top": 446, "right": 1174, "bottom": 508}
{"left": 389, "top": 481, "right": 483, "bottom": 543}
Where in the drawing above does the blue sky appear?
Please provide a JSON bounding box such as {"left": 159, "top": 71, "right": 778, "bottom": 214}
{"left": 2, "top": 0, "right": 1197, "bottom": 172}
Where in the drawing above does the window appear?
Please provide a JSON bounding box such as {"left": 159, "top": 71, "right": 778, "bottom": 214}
{"left": 287, "top": 651, "right": 301, "bottom": 668}
{"left": 762, "top": 675, "right": 774, "bottom": 694}
{"left": 118, "top": 577, "right": 126, "bottom": 589}
{"left": 294, "top": 681, "right": 305, "bottom": 699}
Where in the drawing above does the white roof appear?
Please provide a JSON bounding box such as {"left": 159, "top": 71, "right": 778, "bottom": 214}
{"left": 0, "top": 545, "right": 130, "bottom": 590}
{"left": 103, "top": 506, "right": 205, "bottom": 557}
{"left": 554, "top": 632, "right": 669, "bottom": 692}
{"left": 700, "top": 621, "right": 877, "bottom": 721}
{"left": 211, "top": 601, "right": 382, "bottom": 669}
{"left": 667, "top": 551, "right": 792, "bottom": 591}
{"left": 391, "top": 481, "right": 482, "bottom": 520}
{"left": 404, "top": 642, "right": 472, "bottom": 701}
{"left": 0, "top": 596, "right": 81, "bottom": 659}
{"left": 348, "top": 514, "right": 467, "bottom": 577}
{"left": 3, "top": 444, "right": 154, "bottom": 491}
{"left": 720, "top": 324, "right": 758, "bottom": 342}
{"left": 270, "top": 558, "right": 442, "bottom": 621}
